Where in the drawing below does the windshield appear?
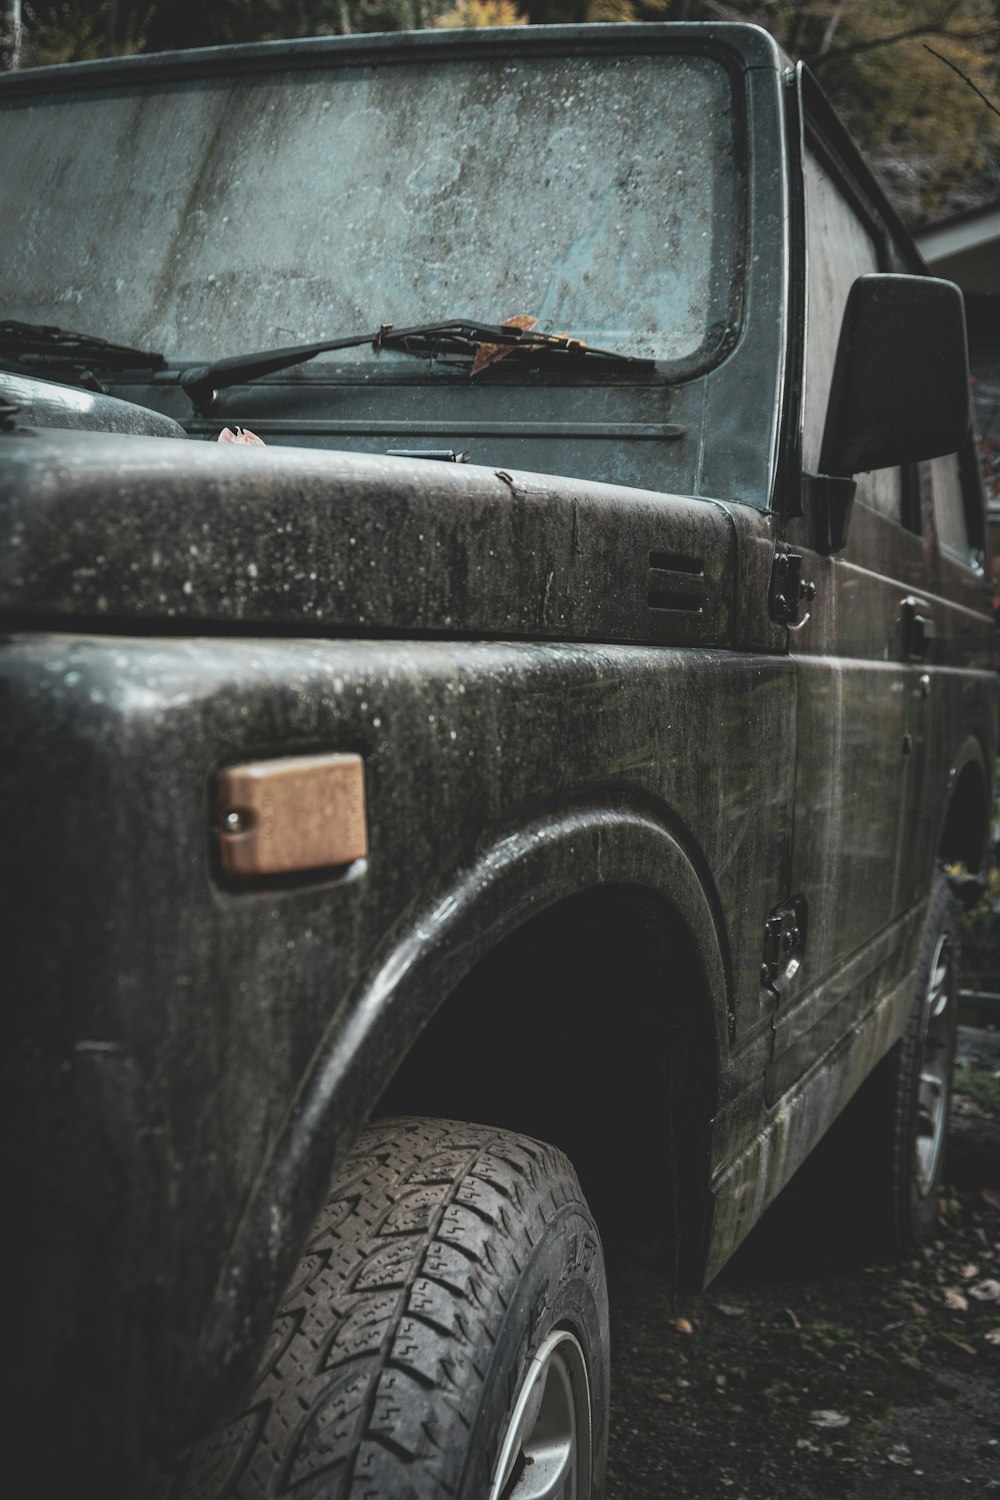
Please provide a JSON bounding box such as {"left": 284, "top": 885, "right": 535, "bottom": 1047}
{"left": 3, "top": 48, "right": 743, "bottom": 371}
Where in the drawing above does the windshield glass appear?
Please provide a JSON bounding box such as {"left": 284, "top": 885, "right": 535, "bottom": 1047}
{"left": 3, "top": 48, "right": 743, "bottom": 370}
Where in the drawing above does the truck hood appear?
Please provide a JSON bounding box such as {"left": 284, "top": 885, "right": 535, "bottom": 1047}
{"left": 0, "top": 427, "right": 734, "bottom": 647}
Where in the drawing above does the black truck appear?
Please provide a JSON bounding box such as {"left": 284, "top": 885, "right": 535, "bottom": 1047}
{"left": 1, "top": 22, "right": 995, "bottom": 1499}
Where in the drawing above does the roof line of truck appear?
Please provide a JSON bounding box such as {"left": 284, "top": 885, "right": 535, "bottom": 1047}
{"left": 0, "top": 20, "right": 782, "bottom": 99}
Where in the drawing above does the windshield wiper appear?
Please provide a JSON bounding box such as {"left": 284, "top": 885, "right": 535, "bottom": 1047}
{"left": 179, "top": 320, "right": 655, "bottom": 412}
{"left": 0, "top": 321, "right": 166, "bottom": 391}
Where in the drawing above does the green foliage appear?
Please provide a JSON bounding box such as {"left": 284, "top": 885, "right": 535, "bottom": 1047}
{"left": 17, "top": 0, "right": 674, "bottom": 62}
{"left": 952, "top": 1062, "right": 1000, "bottom": 1120}
{"left": 809, "top": 2, "right": 1000, "bottom": 220}
{"left": 962, "top": 857, "right": 1000, "bottom": 994}
{"left": 679, "top": 1, "right": 1000, "bottom": 221}
{"left": 19, "top": 1, "right": 292, "bottom": 62}
{"left": 517, "top": 1, "right": 670, "bottom": 18}
{"left": 20, "top": 2, "right": 155, "bottom": 64}
{"left": 434, "top": 1, "right": 527, "bottom": 25}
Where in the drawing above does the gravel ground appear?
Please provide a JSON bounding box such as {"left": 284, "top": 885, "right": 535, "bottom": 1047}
{"left": 606, "top": 1027, "right": 1000, "bottom": 1500}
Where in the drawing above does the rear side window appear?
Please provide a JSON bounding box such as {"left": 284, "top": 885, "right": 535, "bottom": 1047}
{"left": 928, "top": 451, "right": 981, "bottom": 568}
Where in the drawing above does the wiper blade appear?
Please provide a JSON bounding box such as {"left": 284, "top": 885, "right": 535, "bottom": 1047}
{"left": 180, "top": 319, "right": 654, "bottom": 411}
{"left": 0, "top": 321, "right": 166, "bottom": 394}
{"left": 0, "top": 320, "right": 166, "bottom": 371}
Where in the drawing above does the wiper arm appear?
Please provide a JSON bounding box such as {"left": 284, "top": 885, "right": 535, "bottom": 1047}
{"left": 0, "top": 321, "right": 166, "bottom": 385}
{"left": 180, "top": 319, "right": 654, "bottom": 412}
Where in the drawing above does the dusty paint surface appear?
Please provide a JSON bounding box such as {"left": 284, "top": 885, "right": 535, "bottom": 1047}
{"left": 0, "top": 23, "right": 996, "bottom": 1494}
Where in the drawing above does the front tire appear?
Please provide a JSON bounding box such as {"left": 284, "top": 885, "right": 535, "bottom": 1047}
{"left": 168, "top": 1117, "right": 609, "bottom": 1499}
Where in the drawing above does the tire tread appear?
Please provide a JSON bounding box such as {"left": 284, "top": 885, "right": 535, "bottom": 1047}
{"left": 163, "top": 1117, "right": 600, "bottom": 1500}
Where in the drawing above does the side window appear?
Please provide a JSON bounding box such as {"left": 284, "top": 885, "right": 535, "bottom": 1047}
{"left": 801, "top": 146, "right": 901, "bottom": 521}
{"left": 928, "top": 451, "right": 979, "bottom": 567}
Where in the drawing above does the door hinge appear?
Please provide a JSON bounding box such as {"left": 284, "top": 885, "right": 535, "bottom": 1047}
{"left": 761, "top": 897, "right": 807, "bottom": 991}
{"left": 769, "top": 550, "right": 816, "bottom": 626}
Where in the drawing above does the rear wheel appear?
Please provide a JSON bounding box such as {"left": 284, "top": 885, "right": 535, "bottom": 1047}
{"left": 165, "top": 1117, "right": 609, "bottom": 1499}
{"left": 761, "top": 870, "right": 961, "bottom": 1265}
{"left": 885, "top": 870, "right": 960, "bottom": 1247}
{"left": 816, "top": 869, "right": 960, "bottom": 1256}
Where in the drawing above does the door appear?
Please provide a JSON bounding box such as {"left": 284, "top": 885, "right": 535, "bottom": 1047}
{"left": 770, "top": 136, "right": 920, "bottom": 1094}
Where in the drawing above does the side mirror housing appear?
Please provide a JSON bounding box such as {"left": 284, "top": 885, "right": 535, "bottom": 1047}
{"left": 820, "top": 273, "right": 971, "bottom": 480}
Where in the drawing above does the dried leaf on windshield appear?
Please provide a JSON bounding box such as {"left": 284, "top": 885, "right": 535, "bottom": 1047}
{"left": 470, "top": 315, "right": 538, "bottom": 376}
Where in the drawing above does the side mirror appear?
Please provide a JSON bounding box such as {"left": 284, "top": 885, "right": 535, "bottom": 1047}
{"left": 820, "top": 273, "right": 971, "bottom": 479}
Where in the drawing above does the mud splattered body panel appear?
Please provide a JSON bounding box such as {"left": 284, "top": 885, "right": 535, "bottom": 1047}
{"left": 4, "top": 629, "right": 792, "bottom": 1468}
{"left": 0, "top": 22, "right": 995, "bottom": 1490}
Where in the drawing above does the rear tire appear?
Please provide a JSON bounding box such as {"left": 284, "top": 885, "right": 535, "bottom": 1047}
{"left": 882, "top": 869, "right": 960, "bottom": 1248}
{"left": 166, "top": 1117, "right": 609, "bottom": 1499}
{"left": 811, "top": 869, "right": 961, "bottom": 1258}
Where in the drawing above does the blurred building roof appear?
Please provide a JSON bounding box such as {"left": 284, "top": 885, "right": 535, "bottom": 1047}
{"left": 915, "top": 200, "right": 1000, "bottom": 296}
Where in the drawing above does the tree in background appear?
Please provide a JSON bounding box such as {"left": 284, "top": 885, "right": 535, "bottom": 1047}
{"left": 10, "top": 0, "right": 1000, "bottom": 222}
{"left": 700, "top": 0, "right": 1000, "bottom": 221}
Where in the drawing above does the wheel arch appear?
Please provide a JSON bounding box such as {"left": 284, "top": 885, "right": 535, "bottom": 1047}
{"left": 938, "top": 735, "right": 992, "bottom": 873}
{"left": 195, "top": 804, "right": 730, "bottom": 1419}
{"left": 379, "top": 877, "right": 723, "bottom": 1281}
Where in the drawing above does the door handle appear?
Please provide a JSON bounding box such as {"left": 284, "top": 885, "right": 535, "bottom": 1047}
{"left": 902, "top": 597, "right": 935, "bottom": 660}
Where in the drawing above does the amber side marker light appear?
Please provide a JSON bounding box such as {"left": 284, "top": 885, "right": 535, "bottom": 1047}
{"left": 216, "top": 753, "right": 368, "bottom": 877}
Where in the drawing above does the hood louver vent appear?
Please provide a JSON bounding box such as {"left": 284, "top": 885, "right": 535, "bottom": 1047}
{"left": 646, "top": 550, "right": 705, "bottom": 614}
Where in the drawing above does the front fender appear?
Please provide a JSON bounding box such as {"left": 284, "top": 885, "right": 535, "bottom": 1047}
{"left": 194, "top": 803, "right": 732, "bottom": 1410}
{"left": 4, "top": 626, "right": 789, "bottom": 1479}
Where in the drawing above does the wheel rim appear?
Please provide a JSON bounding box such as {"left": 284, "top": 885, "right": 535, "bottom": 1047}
{"left": 489, "top": 1328, "right": 592, "bottom": 1500}
{"left": 915, "top": 931, "right": 956, "bottom": 1198}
